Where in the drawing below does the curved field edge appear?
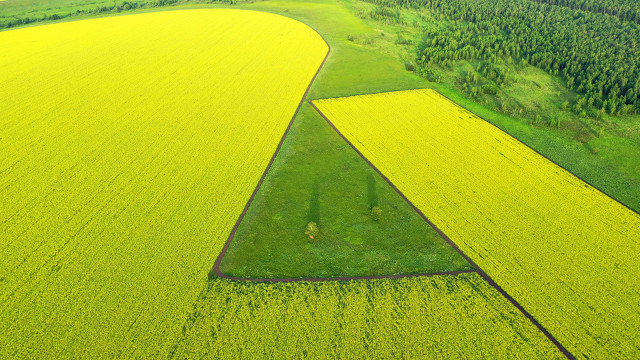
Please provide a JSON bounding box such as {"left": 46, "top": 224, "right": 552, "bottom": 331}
{"left": 0, "top": 9, "right": 327, "bottom": 358}
{"left": 3, "top": 0, "right": 640, "bottom": 219}
{"left": 312, "top": 89, "right": 640, "bottom": 359}
{"left": 172, "top": 273, "right": 565, "bottom": 359}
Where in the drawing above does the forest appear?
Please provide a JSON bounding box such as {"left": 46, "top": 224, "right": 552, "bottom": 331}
{"left": 366, "top": 0, "right": 640, "bottom": 116}
{"left": 530, "top": 0, "right": 640, "bottom": 24}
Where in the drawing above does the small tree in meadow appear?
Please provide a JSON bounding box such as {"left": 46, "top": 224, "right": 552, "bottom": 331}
{"left": 371, "top": 206, "right": 383, "bottom": 222}
{"left": 305, "top": 222, "right": 319, "bottom": 240}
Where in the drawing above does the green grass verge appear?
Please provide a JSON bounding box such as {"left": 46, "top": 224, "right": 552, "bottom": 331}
{"left": 217, "top": 0, "right": 470, "bottom": 278}
{"left": 219, "top": 104, "right": 471, "bottom": 278}
{"left": 340, "top": 0, "right": 640, "bottom": 213}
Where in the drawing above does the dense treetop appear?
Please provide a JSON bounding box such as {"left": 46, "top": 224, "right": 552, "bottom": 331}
{"left": 368, "top": 0, "right": 640, "bottom": 115}
{"left": 530, "top": 0, "right": 640, "bottom": 24}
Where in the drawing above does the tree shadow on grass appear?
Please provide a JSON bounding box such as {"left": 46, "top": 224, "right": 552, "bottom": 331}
{"left": 307, "top": 179, "right": 320, "bottom": 225}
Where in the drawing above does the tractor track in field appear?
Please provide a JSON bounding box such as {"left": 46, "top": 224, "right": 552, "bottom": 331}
{"left": 206, "top": 21, "right": 575, "bottom": 359}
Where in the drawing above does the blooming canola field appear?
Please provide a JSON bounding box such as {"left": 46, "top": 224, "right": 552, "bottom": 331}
{"left": 0, "top": 9, "right": 327, "bottom": 357}
{"left": 3, "top": 4, "right": 631, "bottom": 357}
{"left": 0, "top": 9, "right": 570, "bottom": 358}
{"left": 313, "top": 89, "right": 640, "bottom": 359}
{"left": 173, "top": 273, "right": 564, "bottom": 359}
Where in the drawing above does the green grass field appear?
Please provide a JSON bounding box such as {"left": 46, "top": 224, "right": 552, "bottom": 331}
{"left": 219, "top": 104, "right": 471, "bottom": 279}
{"left": 215, "top": 0, "right": 472, "bottom": 279}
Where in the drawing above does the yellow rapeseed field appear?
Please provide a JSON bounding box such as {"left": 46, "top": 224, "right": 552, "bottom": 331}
{"left": 0, "top": 9, "right": 327, "bottom": 357}
{"left": 313, "top": 89, "right": 640, "bottom": 359}
{"left": 0, "top": 10, "right": 566, "bottom": 358}
{"left": 175, "top": 273, "right": 564, "bottom": 359}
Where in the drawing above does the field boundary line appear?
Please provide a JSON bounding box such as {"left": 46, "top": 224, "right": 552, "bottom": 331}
{"left": 217, "top": 269, "right": 478, "bottom": 283}
{"left": 436, "top": 91, "right": 640, "bottom": 218}
{"left": 309, "top": 98, "right": 576, "bottom": 360}
{"left": 209, "top": 25, "right": 480, "bottom": 284}
{"left": 312, "top": 88, "right": 640, "bottom": 218}
{"left": 209, "top": 27, "right": 331, "bottom": 281}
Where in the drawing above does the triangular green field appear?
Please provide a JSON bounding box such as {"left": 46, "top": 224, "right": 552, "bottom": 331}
{"left": 218, "top": 103, "right": 472, "bottom": 279}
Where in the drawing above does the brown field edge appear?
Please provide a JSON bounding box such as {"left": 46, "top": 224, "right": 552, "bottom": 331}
{"left": 309, "top": 99, "right": 576, "bottom": 360}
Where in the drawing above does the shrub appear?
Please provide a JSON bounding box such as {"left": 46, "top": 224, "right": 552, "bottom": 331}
{"left": 371, "top": 206, "right": 383, "bottom": 222}
{"left": 305, "top": 222, "right": 319, "bottom": 239}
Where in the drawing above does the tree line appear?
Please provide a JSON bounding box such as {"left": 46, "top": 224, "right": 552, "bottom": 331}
{"left": 366, "top": 0, "right": 640, "bottom": 115}
{"left": 529, "top": 0, "right": 640, "bottom": 24}
{"left": 0, "top": 0, "right": 235, "bottom": 30}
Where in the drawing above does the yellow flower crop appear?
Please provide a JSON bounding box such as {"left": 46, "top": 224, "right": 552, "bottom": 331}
{"left": 175, "top": 273, "right": 564, "bottom": 359}
{"left": 0, "top": 9, "right": 326, "bottom": 357}
{"left": 313, "top": 89, "right": 640, "bottom": 359}
{"left": 0, "top": 9, "right": 609, "bottom": 358}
